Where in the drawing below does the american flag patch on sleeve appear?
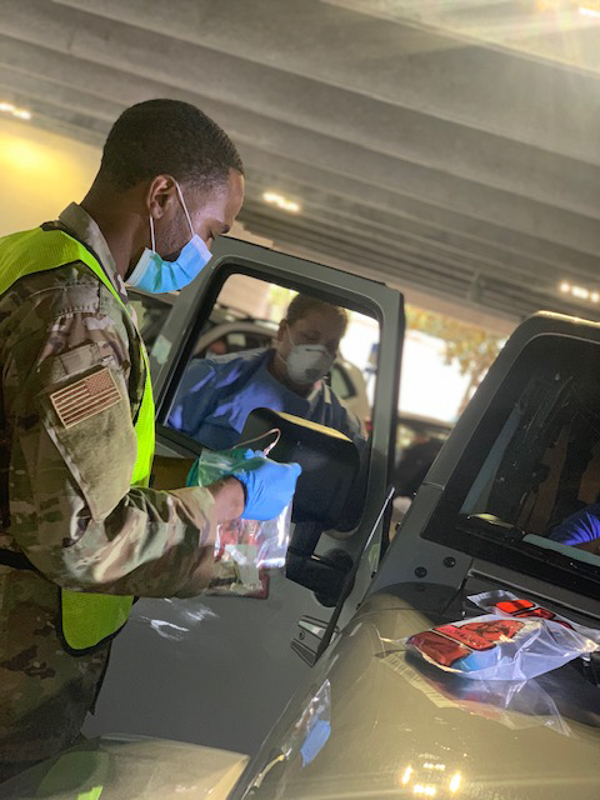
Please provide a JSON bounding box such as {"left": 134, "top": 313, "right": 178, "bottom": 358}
{"left": 50, "top": 367, "right": 121, "bottom": 428}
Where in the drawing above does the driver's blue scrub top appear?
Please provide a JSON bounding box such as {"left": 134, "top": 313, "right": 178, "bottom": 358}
{"left": 168, "top": 348, "right": 363, "bottom": 450}
{"left": 549, "top": 502, "right": 600, "bottom": 546}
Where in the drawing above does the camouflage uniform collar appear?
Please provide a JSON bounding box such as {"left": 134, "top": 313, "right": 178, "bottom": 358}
{"left": 58, "top": 203, "right": 129, "bottom": 305}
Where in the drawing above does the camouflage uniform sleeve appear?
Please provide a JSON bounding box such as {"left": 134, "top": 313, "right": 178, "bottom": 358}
{"left": 4, "top": 281, "right": 216, "bottom": 598}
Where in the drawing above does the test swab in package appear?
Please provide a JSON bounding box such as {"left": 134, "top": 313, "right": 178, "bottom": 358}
{"left": 404, "top": 593, "right": 600, "bottom": 681}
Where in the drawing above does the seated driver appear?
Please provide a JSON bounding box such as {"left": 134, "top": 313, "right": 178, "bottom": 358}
{"left": 549, "top": 502, "right": 600, "bottom": 555}
{"left": 168, "top": 294, "right": 364, "bottom": 449}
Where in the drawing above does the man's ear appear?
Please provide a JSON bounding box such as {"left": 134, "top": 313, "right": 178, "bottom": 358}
{"left": 276, "top": 320, "right": 288, "bottom": 343}
{"left": 145, "top": 174, "right": 178, "bottom": 220}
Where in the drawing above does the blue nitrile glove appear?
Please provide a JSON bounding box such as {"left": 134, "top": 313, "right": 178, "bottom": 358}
{"left": 231, "top": 451, "right": 302, "bottom": 521}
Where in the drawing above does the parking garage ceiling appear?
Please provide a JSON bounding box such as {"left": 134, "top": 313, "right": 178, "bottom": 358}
{"left": 1, "top": 0, "right": 600, "bottom": 323}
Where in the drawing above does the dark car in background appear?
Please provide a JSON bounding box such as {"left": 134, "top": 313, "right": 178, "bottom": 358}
{"left": 391, "top": 413, "right": 453, "bottom": 528}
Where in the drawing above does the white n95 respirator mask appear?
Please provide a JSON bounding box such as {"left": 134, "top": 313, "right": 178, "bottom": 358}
{"left": 282, "top": 328, "right": 335, "bottom": 385}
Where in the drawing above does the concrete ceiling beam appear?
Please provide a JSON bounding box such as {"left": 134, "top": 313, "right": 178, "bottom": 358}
{"left": 1, "top": 1, "right": 599, "bottom": 219}
{"left": 52, "top": 0, "right": 600, "bottom": 164}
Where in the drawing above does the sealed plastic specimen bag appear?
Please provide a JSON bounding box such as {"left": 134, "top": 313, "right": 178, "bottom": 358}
{"left": 405, "top": 613, "right": 600, "bottom": 681}
{"left": 469, "top": 589, "right": 600, "bottom": 644}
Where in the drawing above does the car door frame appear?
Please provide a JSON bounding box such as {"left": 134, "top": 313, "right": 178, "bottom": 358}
{"left": 148, "top": 235, "right": 404, "bottom": 607}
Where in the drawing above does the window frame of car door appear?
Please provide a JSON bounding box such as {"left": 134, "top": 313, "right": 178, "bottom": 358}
{"left": 149, "top": 236, "right": 404, "bottom": 569}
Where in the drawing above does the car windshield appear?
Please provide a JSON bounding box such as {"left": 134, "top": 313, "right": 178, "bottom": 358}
{"left": 427, "top": 335, "right": 600, "bottom": 598}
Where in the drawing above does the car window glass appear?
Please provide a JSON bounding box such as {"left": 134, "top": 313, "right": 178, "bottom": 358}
{"left": 163, "top": 274, "right": 378, "bottom": 457}
{"left": 433, "top": 337, "right": 600, "bottom": 583}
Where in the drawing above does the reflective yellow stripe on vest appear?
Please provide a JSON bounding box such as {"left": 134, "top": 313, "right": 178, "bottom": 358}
{"left": 0, "top": 226, "right": 155, "bottom": 652}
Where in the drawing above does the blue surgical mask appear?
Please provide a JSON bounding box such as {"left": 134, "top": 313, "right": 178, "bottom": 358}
{"left": 127, "top": 182, "right": 212, "bottom": 293}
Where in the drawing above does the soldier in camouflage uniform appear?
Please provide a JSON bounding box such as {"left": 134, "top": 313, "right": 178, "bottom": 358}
{"left": 0, "top": 100, "right": 300, "bottom": 782}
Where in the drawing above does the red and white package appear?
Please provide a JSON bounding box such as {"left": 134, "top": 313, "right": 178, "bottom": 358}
{"left": 469, "top": 590, "right": 600, "bottom": 645}
{"left": 404, "top": 614, "right": 599, "bottom": 681}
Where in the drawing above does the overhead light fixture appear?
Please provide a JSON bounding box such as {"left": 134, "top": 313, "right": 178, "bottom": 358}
{"left": 262, "top": 190, "right": 301, "bottom": 214}
{"left": 0, "top": 102, "right": 32, "bottom": 121}
{"left": 559, "top": 281, "right": 600, "bottom": 302}
{"left": 449, "top": 772, "right": 462, "bottom": 794}
{"left": 413, "top": 785, "right": 436, "bottom": 797}
{"left": 400, "top": 766, "right": 413, "bottom": 785}
{"left": 579, "top": 5, "right": 600, "bottom": 17}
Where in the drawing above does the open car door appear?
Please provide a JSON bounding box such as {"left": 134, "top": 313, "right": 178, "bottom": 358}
{"left": 84, "top": 236, "right": 404, "bottom": 756}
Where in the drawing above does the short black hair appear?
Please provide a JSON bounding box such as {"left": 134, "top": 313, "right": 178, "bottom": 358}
{"left": 99, "top": 99, "right": 244, "bottom": 191}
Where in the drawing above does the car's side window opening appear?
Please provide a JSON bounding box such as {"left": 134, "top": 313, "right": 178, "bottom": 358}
{"left": 130, "top": 273, "right": 382, "bottom": 538}
{"left": 162, "top": 273, "right": 378, "bottom": 453}
{"left": 156, "top": 272, "right": 386, "bottom": 600}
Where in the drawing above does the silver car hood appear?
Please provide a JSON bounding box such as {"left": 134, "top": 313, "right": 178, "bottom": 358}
{"left": 1, "top": 735, "right": 248, "bottom": 799}
{"left": 235, "top": 586, "right": 600, "bottom": 799}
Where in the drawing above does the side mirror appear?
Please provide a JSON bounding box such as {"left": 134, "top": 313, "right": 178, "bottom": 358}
{"left": 241, "top": 408, "right": 360, "bottom": 528}
{"left": 241, "top": 409, "right": 361, "bottom": 604}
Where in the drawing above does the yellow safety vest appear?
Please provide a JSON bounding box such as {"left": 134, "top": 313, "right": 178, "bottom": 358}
{"left": 0, "top": 225, "right": 155, "bottom": 653}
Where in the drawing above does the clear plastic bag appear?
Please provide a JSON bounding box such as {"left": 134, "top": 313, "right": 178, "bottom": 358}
{"left": 404, "top": 613, "right": 600, "bottom": 681}
{"left": 190, "top": 448, "right": 293, "bottom": 598}
{"left": 244, "top": 680, "right": 332, "bottom": 792}
{"left": 280, "top": 679, "right": 332, "bottom": 767}
{"left": 380, "top": 641, "right": 575, "bottom": 735}
{"left": 469, "top": 589, "right": 600, "bottom": 644}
